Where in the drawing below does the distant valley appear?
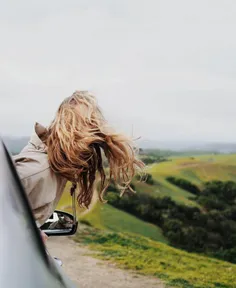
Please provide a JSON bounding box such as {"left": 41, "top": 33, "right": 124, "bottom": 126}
{"left": 2, "top": 136, "right": 29, "bottom": 154}
{"left": 3, "top": 136, "right": 236, "bottom": 155}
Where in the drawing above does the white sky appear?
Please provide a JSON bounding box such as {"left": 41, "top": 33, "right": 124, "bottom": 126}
{"left": 1, "top": 0, "right": 236, "bottom": 142}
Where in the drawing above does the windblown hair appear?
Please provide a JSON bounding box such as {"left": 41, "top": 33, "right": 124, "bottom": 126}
{"left": 46, "top": 91, "right": 144, "bottom": 208}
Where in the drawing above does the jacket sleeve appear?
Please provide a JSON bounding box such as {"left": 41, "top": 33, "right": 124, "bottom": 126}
{"left": 13, "top": 155, "right": 56, "bottom": 225}
{"left": 13, "top": 156, "right": 38, "bottom": 196}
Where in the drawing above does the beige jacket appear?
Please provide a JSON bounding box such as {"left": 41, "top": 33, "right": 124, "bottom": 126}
{"left": 13, "top": 123, "right": 67, "bottom": 226}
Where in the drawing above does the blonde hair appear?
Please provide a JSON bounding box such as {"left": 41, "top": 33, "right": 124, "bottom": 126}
{"left": 46, "top": 91, "right": 144, "bottom": 208}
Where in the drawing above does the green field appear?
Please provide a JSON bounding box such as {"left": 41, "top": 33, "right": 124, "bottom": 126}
{"left": 148, "top": 154, "right": 236, "bottom": 205}
{"left": 151, "top": 154, "right": 236, "bottom": 183}
{"left": 77, "top": 225, "right": 236, "bottom": 288}
{"left": 80, "top": 202, "right": 167, "bottom": 243}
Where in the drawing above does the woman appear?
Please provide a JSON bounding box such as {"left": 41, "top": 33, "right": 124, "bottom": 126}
{"left": 14, "top": 91, "right": 144, "bottom": 241}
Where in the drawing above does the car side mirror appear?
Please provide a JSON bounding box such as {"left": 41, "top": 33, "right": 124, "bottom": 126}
{"left": 40, "top": 210, "right": 78, "bottom": 236}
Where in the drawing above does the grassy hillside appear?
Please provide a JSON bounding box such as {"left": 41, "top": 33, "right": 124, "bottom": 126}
{"left": 77, "top": 225, "right": 236, "bottom": 288}
{"left": 57, "top": 184, "right": 167, "bottom": 243}
{"left": 151, "top": 154, "right": 236, "bottom": 183}
{"left": 80, "top": 202, "right": 167, "bottom": 243}
{"left": 148, "top": 154, "right": 236, "bottom": 204}
{"left": 58, "top": 154, "right": 236, "bottom": 241}
{"left": 58, "top": 154, "right": 236, "bottom": 287}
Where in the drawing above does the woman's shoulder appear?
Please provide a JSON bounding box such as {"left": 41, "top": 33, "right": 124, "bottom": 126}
{"left": 13, "top": 150, "right": 50, "bottom": 181}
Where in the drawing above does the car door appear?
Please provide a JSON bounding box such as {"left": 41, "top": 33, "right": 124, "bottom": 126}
{"left": 0, "top": 140, "right": 77, "bottom": 288}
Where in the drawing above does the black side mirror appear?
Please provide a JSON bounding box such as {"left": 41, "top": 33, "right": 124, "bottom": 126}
{"left": 40, "top": 210, "right": 78, "bottom": 236}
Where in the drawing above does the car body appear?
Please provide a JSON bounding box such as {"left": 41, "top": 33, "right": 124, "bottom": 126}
{"left": 0, "top": 140, "right": 77, "bottom": 288}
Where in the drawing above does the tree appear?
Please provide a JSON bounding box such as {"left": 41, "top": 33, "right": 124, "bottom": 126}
{"left": 166, "top": 176, "right": 200, "bottom": 195}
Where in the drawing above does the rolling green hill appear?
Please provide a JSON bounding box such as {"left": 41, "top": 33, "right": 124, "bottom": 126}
{"left": 57, "top": 184, "right": 167, "bottom": 243}
{"left": 80, "top": 202, "right": 167, "bottom": 243}
{"left": 151, "top": 154, "right": 236, "bottom": 183}
{"left": 58, "top": 153, "right": 236, "bottom": 239}
{"left": 148, "top": 154, "right": 236, "bottom": 204}
{"left": 58, "top": 153, "right": 236, "bottom": 288}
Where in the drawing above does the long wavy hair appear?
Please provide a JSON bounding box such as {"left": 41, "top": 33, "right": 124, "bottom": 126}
{"left": 45, "top": 91, "right": 144, "bottom": 208}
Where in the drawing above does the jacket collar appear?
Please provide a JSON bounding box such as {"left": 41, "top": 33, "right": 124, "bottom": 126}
{"left": 29, "top": 123, "right": 47, "bottom": 153}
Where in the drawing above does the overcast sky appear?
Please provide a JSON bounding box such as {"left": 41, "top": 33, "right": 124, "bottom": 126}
{"left": 1, "top": 0, "right": 236, "bottom": 142}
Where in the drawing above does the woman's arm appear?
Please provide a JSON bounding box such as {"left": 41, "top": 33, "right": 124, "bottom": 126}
{"left": 40, "top": 230, "right": 48, "bottom": 243}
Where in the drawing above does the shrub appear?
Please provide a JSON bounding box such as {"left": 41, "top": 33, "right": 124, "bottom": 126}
{"left": 166, "top": 176, "right": 200, "bottom": 195}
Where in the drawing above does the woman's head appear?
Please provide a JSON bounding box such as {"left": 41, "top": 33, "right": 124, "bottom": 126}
{"left": 46, "top": 91, "right": 144, "bottom": 208}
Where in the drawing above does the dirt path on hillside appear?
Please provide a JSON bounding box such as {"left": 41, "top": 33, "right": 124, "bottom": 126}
{"left": 47, "top": 237, "right": 166, "bottom": 288}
